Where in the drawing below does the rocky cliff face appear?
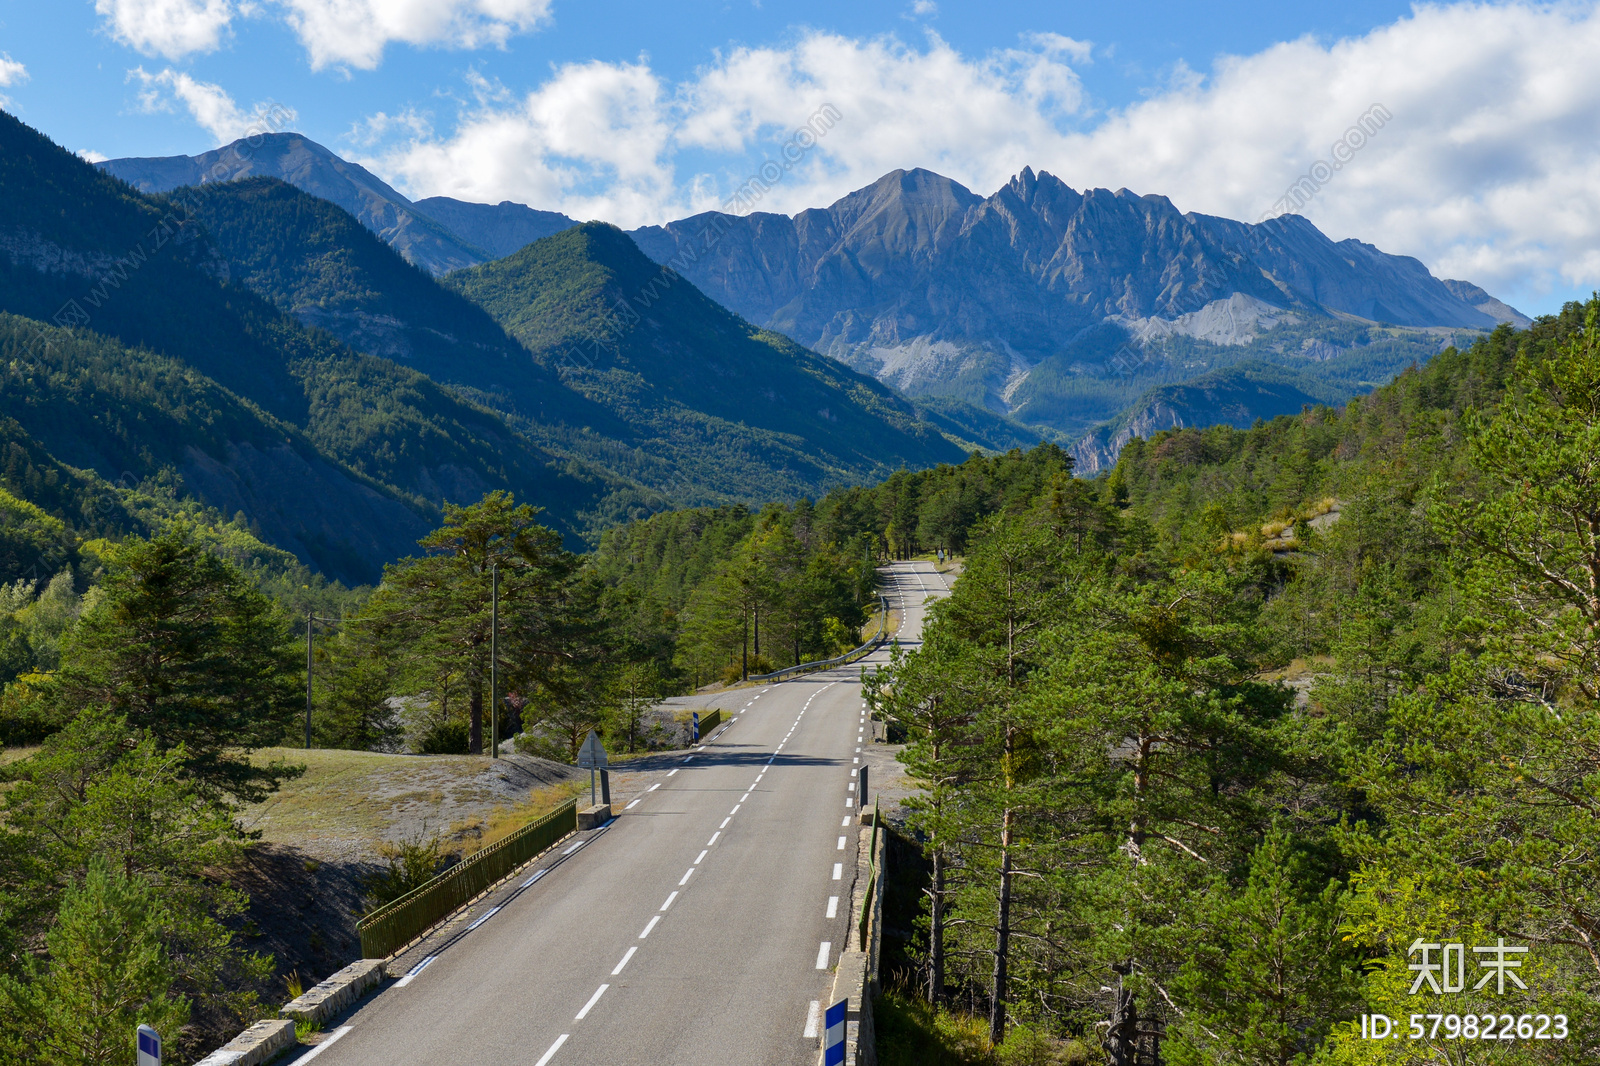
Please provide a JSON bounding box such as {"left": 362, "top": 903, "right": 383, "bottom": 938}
{"left": 627, "top": 166, "right": 1520, "bottom": 440}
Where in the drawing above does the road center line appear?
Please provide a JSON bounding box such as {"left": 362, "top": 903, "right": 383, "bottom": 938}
{"left": 639, "top": 916, "right": 660, "bottom": 938}
{"left": 647, "top": 783, "right": 660, "bottom": 791}
{"left": 533, "top": 1035, "right": 569, "bottom": 1066}
{"left": 575, "top": 984, "right": 609, "bottom": 1020}
{"left": 612, "top": 947, "right": 637, "bottom": 975}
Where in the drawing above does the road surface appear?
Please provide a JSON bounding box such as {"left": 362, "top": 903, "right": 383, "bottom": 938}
{"left": 297, "top": 560, "right": 950, "bottom": 1066}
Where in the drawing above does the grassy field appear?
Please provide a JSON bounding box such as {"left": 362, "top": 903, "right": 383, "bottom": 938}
{"left": 239, "top": 748, "right": 583, "bottom": 863}
{"left": 0, "top": 745, "right": 38, "bottom": 768}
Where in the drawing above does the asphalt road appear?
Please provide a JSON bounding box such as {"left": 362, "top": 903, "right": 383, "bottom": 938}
{"left": 296, "top": 560, "right": 950, "bottom": 1066}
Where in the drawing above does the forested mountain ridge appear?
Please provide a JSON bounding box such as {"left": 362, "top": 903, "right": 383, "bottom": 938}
{"left": 0, "top": 111, "right": 608, "bottom": 581}
{"left": 101, "top": 135, "right": 1519, "bottom": 461}
{"left": 100, "top": 133, "right": 493, "bottom": 275}
{"left": 442, "top": 222, "right": 967, "bottom": 503}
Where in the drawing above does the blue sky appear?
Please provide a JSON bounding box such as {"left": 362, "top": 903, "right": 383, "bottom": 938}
{"left": 3, "top": 1, "right": 1599, "bottom": 315}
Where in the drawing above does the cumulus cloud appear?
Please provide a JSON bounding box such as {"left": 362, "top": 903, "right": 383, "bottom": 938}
{"left": 94, "top": 0, "right": 550, "bottom": 69}
{"left": 95, "top": 0, "right": 238, "bottom": 59}
{"left": 0, "top": 52, "right": 28, "bottom": 108}
{"left": 366, "top": 30, "right": 1091, "bottom": 223}
{"left": 131, "top": 68, "right": 297, "bottom": 143}
{"left": 356, "top": 4, "right": 1600, "bottom": 306}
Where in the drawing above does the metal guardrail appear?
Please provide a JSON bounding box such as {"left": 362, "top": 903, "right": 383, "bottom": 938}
{"left": 696, "top": 708, "right": 721, "bottom": 736}
{"left": 357, "top": 798, "right": 578, "bottom": 959}
{"left": 859, "top": 800, "right": 881, "bottom": 950}
{"left": 749, "top": 595, "right": 891, "bottom": 682}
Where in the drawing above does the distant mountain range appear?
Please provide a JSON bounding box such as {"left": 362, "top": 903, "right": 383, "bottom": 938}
{"left": 101, "top": 133, "right": 1532, "bottom": 473}
{"left": 0, "top": 113, "right": 963, "bottom": 582}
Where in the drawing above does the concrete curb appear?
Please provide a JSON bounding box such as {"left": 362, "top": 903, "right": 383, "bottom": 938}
{"left": 281, "top": 959, "right": 385, "bottom": 1026}
{"left": 822, "top": 824, "right": 885, "bottom": 1065}
{"left": 193, "top": 1019, "right": 296, "bottom": 1066}
{"left": 577, "top": 803, "right": 611, "bottom": 830}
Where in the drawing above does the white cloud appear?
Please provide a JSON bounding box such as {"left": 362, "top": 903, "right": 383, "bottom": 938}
{"left": 278, "top": 0, "right": 553, "bottom": 71}
{"left": 358, "top": 4, "right": 1600, "bottom": 308}
{"left": 367, "top": 30, "right": 1091, "bottom": 224}
{"left": 0, "top": 52, "right": 28, "bottom": 108}
{"left": 95, "top": 0, "right": 238, "bottom": 59}
{"left": 93, "top": 0, "right": 550, "bottom": 69}
{"left": 77, "top": 149, "right": 111, "bottom": 163}
{"left": 131, "top": 67, "right": 298, "bottom": 144}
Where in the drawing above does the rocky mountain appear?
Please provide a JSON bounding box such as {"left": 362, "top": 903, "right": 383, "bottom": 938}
{"left": 101, "top": 135, "right": 1532, "bottom": 470}
{"left": 99, "top": 133, "right": 493, "bottom": 275}
{"left": 411, "top": 197, "right": 576, "bottom": 259}
{"left": 629, "top": 168, "right": 1525, "bottom": 438}
{"left": 1068, "top": 361, "right": 1337, "bottom": 474}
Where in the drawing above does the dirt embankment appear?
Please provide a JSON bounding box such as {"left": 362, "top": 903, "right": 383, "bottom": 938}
{"left": 230, "top": 748, "right": 584, "bottom": 1000}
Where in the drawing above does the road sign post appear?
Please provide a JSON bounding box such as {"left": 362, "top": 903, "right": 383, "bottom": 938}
{"left": 823, "top": 998, "right": 846, "bottom": 1064}
{"left": 860, "top": 765, "right": 870, "bottom": 813}
{"left": 136, "top": 1025, "right": 161, "bottom": 1066}
{"left": 692, "top": 711, "right": 700, "bottom": 743}
{"left": 577, "top": 730, "right": 608, "bottom": 807}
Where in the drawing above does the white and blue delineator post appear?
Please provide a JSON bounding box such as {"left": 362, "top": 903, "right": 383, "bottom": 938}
{"left": 823, "top": 998, "right": 847, "bottom": 1065}
{"left": 136, "top": 1025, "right": 161, "bottom": 1066}
{"left": 692, "top": 711, "right": 700, "bottom": 743}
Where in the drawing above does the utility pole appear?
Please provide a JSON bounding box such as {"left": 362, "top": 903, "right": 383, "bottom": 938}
{"left": 490, "top": 563, "right": 499, "bottom": 760}
{"left": 304, "top": 612, "right": 337, "bottom": 749}
{"left": 305, "top": 612, "right": 313, "bottom": 749}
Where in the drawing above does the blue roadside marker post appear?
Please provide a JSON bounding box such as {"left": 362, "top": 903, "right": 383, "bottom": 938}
{"left": 823, "top": 998, "right": 847, "bottom": 1065}
{"left": 692, "top": 711, "right": 700, "bottom": 743}
{"left": 136, "top": 1024, "right": 161, "bottom": 1066}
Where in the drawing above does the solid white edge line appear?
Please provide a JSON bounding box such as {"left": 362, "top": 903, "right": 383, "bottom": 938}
{"left": 563, "top": 841, "right": 585, "bottom": 854}
{"left": 393, "top": 955, "right": 436, "bottom": 987}
{"left": 679, "top": 867, "right": 695, "bottom": 885}
{"left": 816, "top": 941, "right": 831, "bottom": 969}
{"left": 666, "top": 769, "right": 679, "bottom": 777}
{"left": 294, "top": 1026, "right": 353, "bottom": 1063}
{"left": 575, "top": 984, "right": 609, "bottom": 1020}
{"left": 612, "top": 947, "right": 637, "bottom": 975}
{"left": 804, "top": 1000, "right": 822, "bottom": 1038}
{"left": 533, "top": 1033, "right": 569, "bottom": 1066}
{"left": 522, "top": 869, "right": 547, "bottom": 888}
{"left": 647, "top": 783, "right": 660, "bottom": 791}
{"left": 625, "top": 799, "right": 640, "bottom": 809}
{"left": 661, "top": 891, "right": 678, "bottom": 910}
{"left": 639, "top": 916, "right": 660, "bottom": 938}
{"left": 466, "top": 905, "right": 501, "bottom": 930}
{"left": 827, "top": 896, "right": 839, "bottom": 918}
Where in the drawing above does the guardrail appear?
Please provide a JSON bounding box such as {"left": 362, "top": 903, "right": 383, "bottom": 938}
{"left": 695, "top": 708, "right": 721, "bottom": 736}
{"left": 357, "top": 798, "right": 578, "bottom": 959}
{"left": 859, "top": 800, "right": 881, "bottom": 950}
{"left": 749, "top": 595, "right": 891, "bottom": 682}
